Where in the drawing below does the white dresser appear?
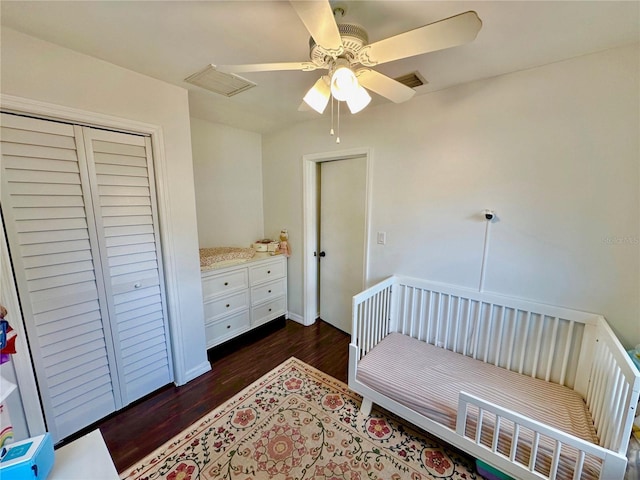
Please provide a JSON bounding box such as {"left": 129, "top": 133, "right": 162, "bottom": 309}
{"left": 201, "top": 254, "right": 287, "bottom": 348}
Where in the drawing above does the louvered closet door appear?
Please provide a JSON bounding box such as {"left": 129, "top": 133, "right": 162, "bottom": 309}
{"left": 1, "top": 113, "right": 174, "bottom": 442}
{"left": 0, "top": 113, "right": 121, "bottom": 441}
{"left": 82, "top": 128, "right": 173, "bottom": 404}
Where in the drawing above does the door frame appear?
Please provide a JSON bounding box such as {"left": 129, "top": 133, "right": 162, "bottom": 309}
{"left": 0, "top": 94, "right": 191, "bottom": 434}
{"left": 302, "top": 147, "right": 373, "bottom": 327}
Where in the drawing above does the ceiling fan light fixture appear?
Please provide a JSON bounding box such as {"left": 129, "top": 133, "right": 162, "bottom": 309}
{"left": 303, "top": 76, "right": 331, "bottom": 114}
{"left": 346, "top": 85, "right": 371, "bottom": 114}
{"left": 330, "top": 60, "right": 358, "bottom": 102}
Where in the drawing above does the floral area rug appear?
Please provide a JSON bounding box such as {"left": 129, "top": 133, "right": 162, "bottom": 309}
{"left": 120, "top": 357, "right": 478, "bottom": 480}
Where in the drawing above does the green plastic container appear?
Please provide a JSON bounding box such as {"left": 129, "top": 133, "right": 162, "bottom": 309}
{"left": 475, "top": 459, "right": 514, "bottom": 480}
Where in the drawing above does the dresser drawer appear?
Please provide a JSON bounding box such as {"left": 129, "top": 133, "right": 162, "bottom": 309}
{"left": 251, "top": 278, "right": 286, "bottom": 305}
{"left": 205, "top": 310, "right": 250, "bottom": 347}
{"left": 203, "top": 290, "right": 249, "bottom": 321}
{"left": 252, "top": 296, "right": 286, "bottom": 327}
{"left": 249, "top": 258, "right": 285, "bottom": 285}
{"left": 202, "top": 269, "right": 248, "bottom": 299}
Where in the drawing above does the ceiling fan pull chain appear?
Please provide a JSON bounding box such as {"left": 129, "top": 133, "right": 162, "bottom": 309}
{"left": 330, "top": 95, "right": 335, "bottom": 136}
{"left": 336, "top": 100, "right": 341, "bottom": 144}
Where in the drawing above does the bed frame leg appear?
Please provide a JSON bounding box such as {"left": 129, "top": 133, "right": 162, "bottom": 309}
{"left": 360, "top": 398, "right": 373, "bottom": 416}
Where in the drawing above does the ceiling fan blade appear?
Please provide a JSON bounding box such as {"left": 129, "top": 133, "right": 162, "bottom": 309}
{"left": 359, "top": 11, "right": 482, "bottom": 66}
{"left": 356, "top": 69, "right": 416, "bottom": 104}
{"left": 290, "top": 0, "right": 343, "bottom": 54}
{"left": 217, "top": 62, "right": 318, "bottom": 73}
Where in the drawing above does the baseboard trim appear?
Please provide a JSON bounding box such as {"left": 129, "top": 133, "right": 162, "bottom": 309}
{"left": 179, "top": 361, "right": 212, "bottom": 386}
{"left": 288, "top": 312, "right": 317, "bottom": 326}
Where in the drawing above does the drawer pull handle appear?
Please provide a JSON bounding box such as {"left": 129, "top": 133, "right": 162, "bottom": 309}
{"left": 226, "top": 304, "right": 230, "bottom": 308}
{"left": 267, "top": 270, "right": 271, "bottom": 274}
{"left": 269, "top": 308, "right": 272, "bottom": 312}
{"left": 268, "top": 289, "right": 272, "bottom": 293}
{"left": 226, "top": 325, "right": 231, "bottom": 329}
{"left": 224, "top": 282, "right": 229, "bottom": 286}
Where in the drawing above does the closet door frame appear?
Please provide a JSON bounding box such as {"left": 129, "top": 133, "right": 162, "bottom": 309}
{"left": 1, "top": 93, "right": 189, "bottom": 434}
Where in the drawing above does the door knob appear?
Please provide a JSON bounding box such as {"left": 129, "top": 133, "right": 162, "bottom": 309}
{"left": 319, "top": 251, "right": 326, "bottom": 257}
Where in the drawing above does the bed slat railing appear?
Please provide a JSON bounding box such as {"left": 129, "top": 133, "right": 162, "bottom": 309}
{"left": 584, "top": 318, "right": 640, "bottom": 454}
{"left": 456, "top": 391, "right": 627, "bottom": 480}
{"left": 352, "top": 276, "right": 600, "bottom": 389}
{"left": 391, "top": 277, "right": 592, "bottom": 389}
{"left": 351, "top": 276, "right": 394, "bottom": 360}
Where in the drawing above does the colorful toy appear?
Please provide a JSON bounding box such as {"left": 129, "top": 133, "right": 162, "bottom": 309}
{"left": 0, "top": 304, "right": 17, "bottom": 449}
{"left": 0, "top": 305, "right": 16, "bottom": 366}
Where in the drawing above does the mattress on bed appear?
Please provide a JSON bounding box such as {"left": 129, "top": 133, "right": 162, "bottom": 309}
{"left": 356, "top": 332, "right": 601, "bottom": 478}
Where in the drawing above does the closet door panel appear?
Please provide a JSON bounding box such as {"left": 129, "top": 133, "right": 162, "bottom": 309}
{"left": 0, "top": 113, "right": 120, "bottom": 441}
{"left": 30, "top": 281, "right": 99, "bottom": 314}
{"left": 22, "top": 250, "right": 93, "bottom": 269}
{"left": 9, "top": 195, "right": 84, "bottom": 208}
{"left": 107, "top": 249, "right": 156, "bottom": 267}
{"left": 0, "top": 128, "right": 77, "bottom": 149}
{"left": 25, "top": 260, "right": 95, "bottom": 281}
{"left": 36, "top": 307, "right": 101, "bottom": 335}
{"left": 119, "top": 316, "right": 165, "bottom": 342}
{"left": 16, "top": 218, "right": 89, "bottom": 233}
{"left": 115, "top": 293, "right": 163, "bottom": 317}
{"left": 99, "top": 185, "right": 151, "bottom": 197}
{"left": 1, "top": 143, "right": 79, "bottom": 162}
{"left": 44, "top": 345, "right": 105, "bottom": 378}
{"left": 83, "top": 129, "right": 173, "bottom": 405}
{"left": 21, "top": 239, "right": 91, "bottom": 256}
{"left": 49, "top": 358, "right": 110, "bottom": 391}
{"left": 108, "top": 243, "right": 156, "bottom": 258}
{"left": 54, "top": 389, "right": 116, "bottom": 440}
{"left": 3, "top": 156, "right": 80, "bottom": 174}
{"left": 19, "top": 227, "right": 89, "bottom": 244}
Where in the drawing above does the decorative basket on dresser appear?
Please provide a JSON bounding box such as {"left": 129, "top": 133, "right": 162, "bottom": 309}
{"left": 201, "top": 253, "right": 287, "bottom": 348}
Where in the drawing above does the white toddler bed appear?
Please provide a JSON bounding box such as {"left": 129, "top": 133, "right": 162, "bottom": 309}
{"left": 348, "top": 276, "right": 640, "bottom": 480}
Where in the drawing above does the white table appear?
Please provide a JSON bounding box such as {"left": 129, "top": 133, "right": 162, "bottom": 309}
{"left": 49, "top": 430, "right": 119, "bottom": 479}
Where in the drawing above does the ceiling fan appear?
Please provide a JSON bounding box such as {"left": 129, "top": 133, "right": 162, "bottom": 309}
{"left": 215, "top": 1, "right": 482, "bottom": 116}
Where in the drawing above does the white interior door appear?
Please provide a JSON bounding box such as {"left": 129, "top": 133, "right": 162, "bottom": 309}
{"left": 319, "top": 156, "right": 367, "bottom": 334}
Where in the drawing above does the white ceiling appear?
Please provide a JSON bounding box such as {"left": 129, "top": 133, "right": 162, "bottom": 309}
{"left": 2, "top": 1, "right": 638, "bottom": 134}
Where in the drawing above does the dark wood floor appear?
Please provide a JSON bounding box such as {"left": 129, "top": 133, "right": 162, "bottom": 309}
{"left": 96, "top": 318, "right": 350, "bottom": 472}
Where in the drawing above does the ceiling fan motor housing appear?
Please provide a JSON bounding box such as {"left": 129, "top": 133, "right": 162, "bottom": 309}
{"left": 309, "top": 23, "right": 369, "bottom": 68}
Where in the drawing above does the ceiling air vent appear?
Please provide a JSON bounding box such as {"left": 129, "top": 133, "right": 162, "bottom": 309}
{"left": 184, "top": 65, "right": 256, "bottom": 97}
{"left": 394, "top": 71, "right": 427, "bottom": 89}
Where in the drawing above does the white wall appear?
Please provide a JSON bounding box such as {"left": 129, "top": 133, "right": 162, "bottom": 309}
{"left": 191, "top": 117, "right": 264, "bottom": 248}
{"left": 263, "top": 44, "right": 640, "bottom": 349}
{"left": 0, "top": 27, "right": 210, "bottom": 429}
